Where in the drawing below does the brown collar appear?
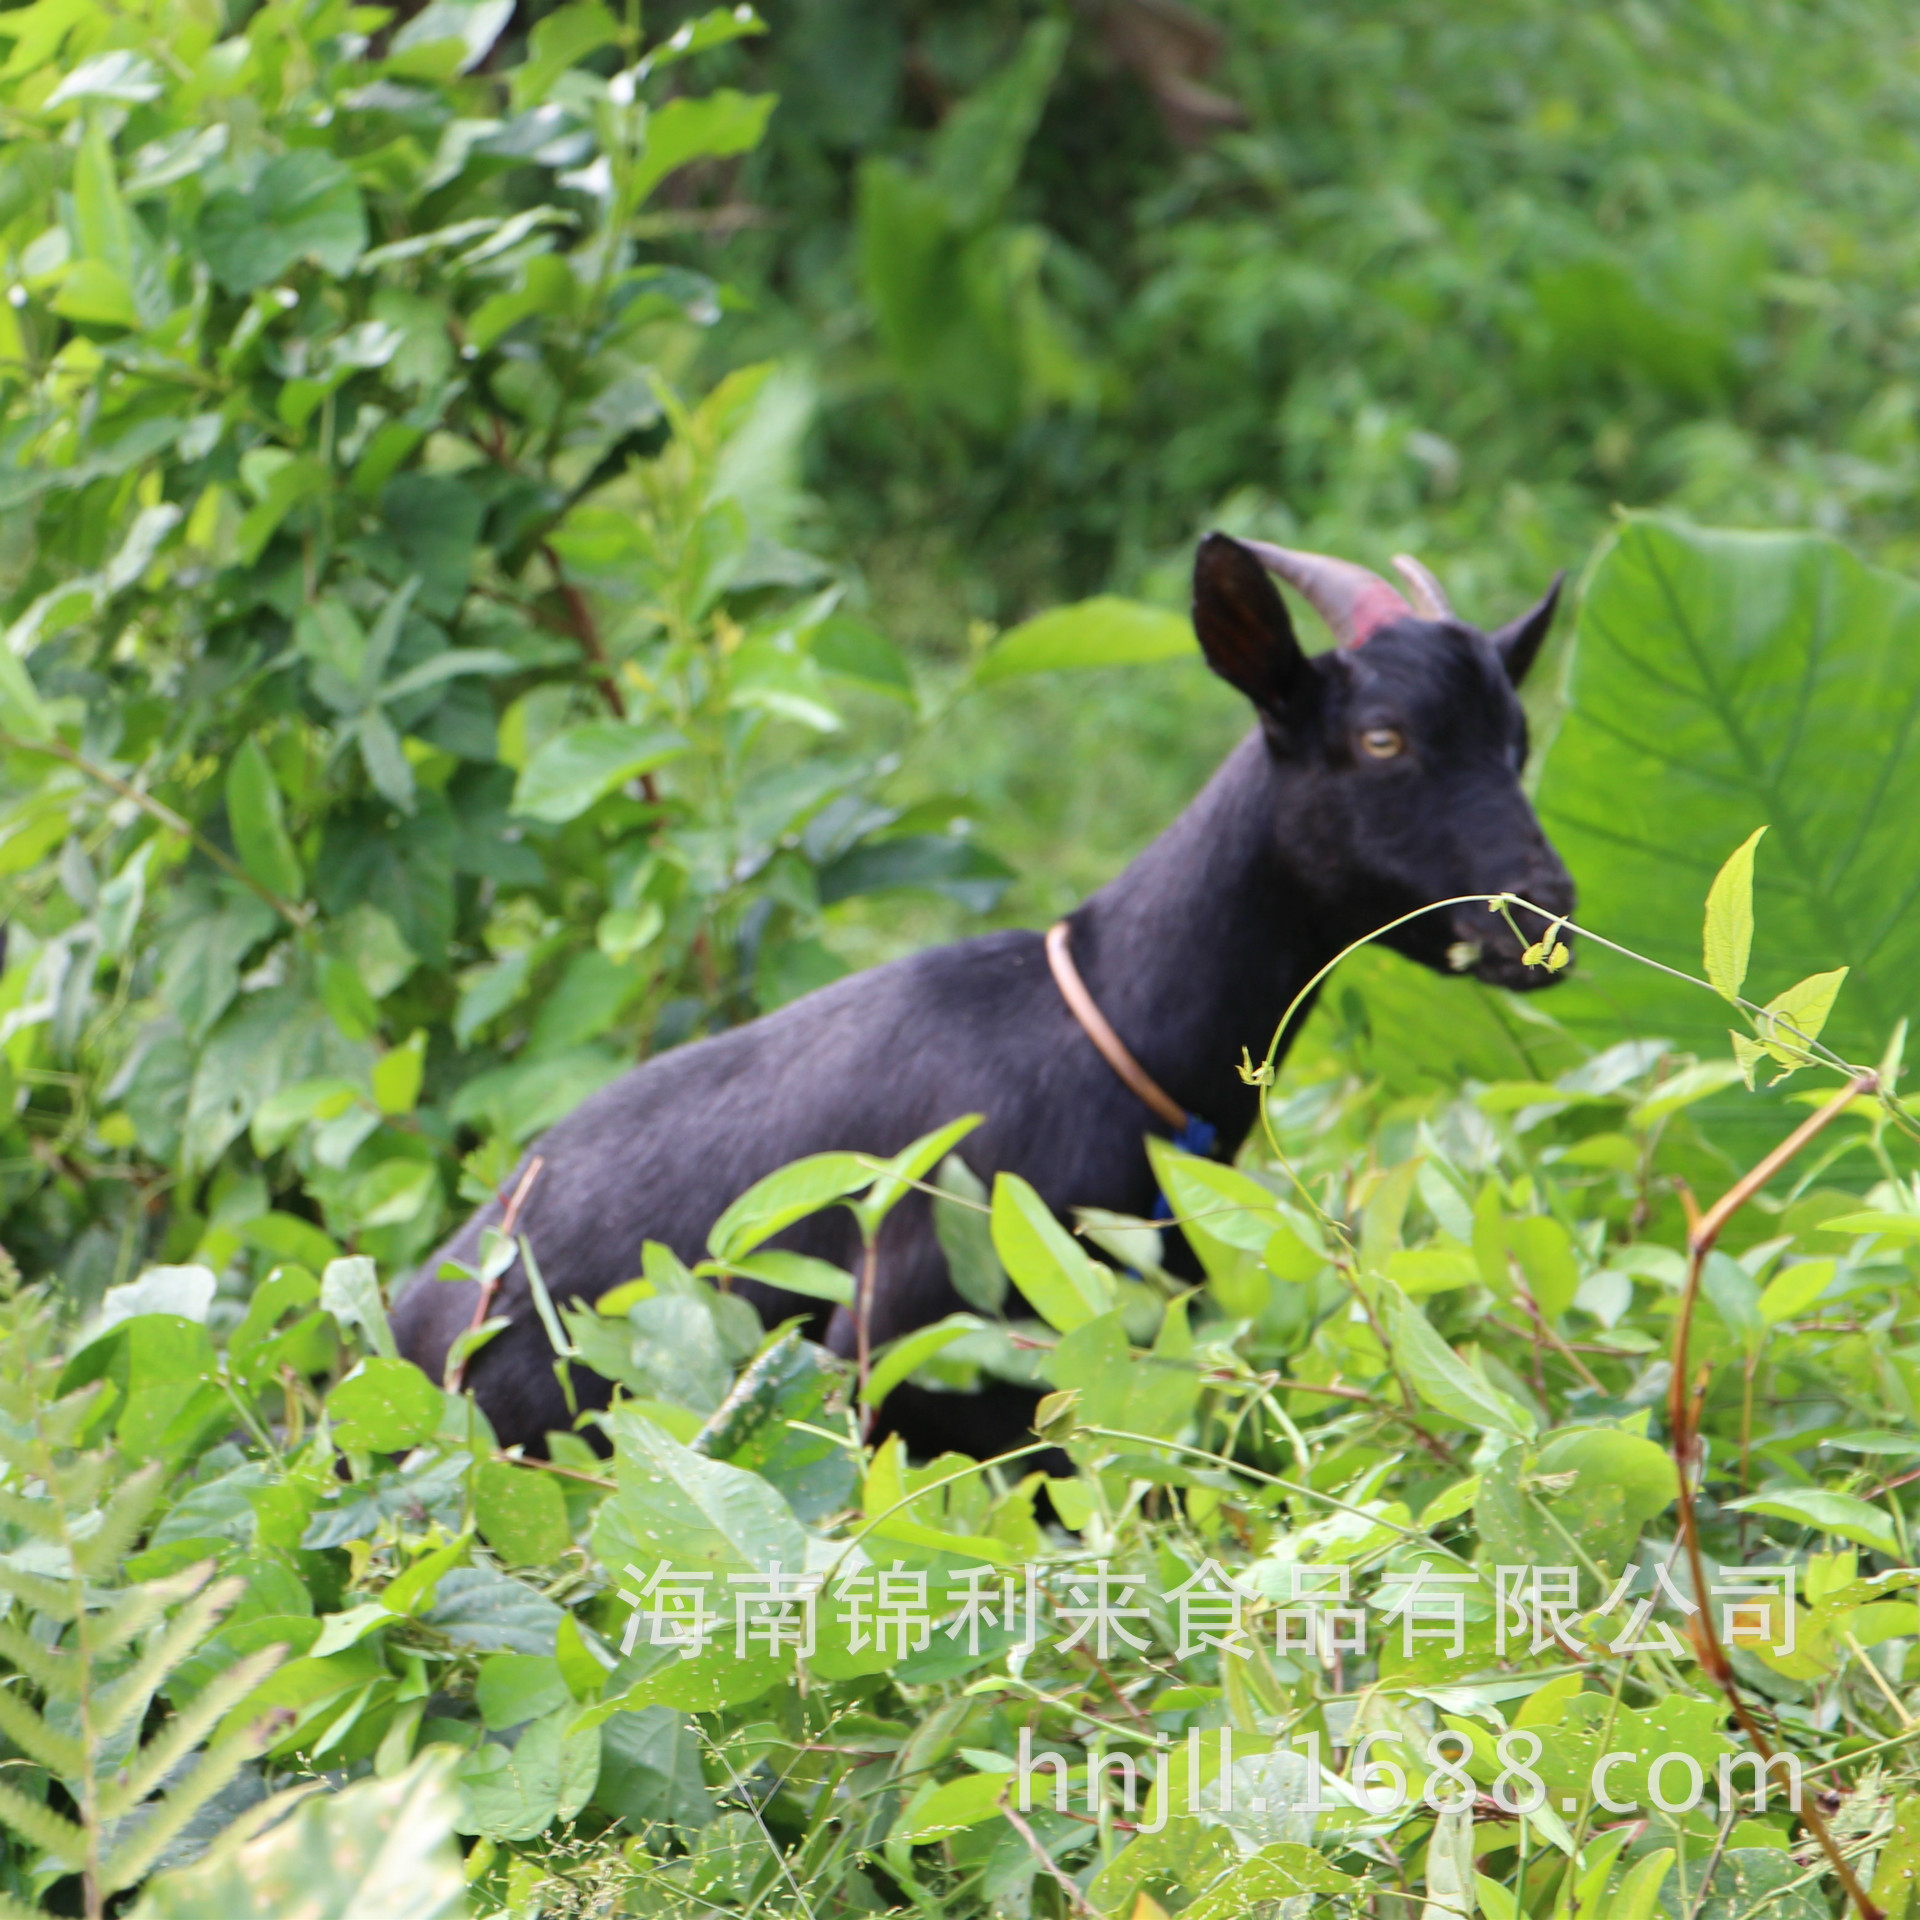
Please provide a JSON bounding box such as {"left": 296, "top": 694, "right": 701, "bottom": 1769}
{"left": 1044, "top": 921, "right": 1193, "bottom": 1130}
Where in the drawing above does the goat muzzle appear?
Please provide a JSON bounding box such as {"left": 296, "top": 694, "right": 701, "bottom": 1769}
{"left": 1454, "top": 888, "right": 1577, "bottom": 992}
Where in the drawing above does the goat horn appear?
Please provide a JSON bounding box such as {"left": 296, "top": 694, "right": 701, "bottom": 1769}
{"left": 1238, "top": 540, "right": 1412, "bottom": 648}
{"left": 1391, "top": 553, "right": 1454, "bottom": 620}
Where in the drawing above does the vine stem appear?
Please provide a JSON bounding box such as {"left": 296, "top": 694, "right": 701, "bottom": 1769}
{"left": 0, "top": 732, "right": 309, "bottom": 929}
{"left": 1667, "top": 1069, "right": 1882, "bottom": 1920}
{"left": 448, "top": 1155, "right": 545, "bottom": 1393}
{"left": 856, "top": 1237, "right": 879, "bottom": 1440}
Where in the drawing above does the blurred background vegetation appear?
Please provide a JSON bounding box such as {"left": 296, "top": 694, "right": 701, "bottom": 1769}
{"left": 655, "top": 0, "right": 1920, "bottom": 927}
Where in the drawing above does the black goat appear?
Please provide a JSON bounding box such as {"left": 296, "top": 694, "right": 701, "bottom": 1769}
{"left": 392, "top": 534, "right": 1575, "bottom": 1455}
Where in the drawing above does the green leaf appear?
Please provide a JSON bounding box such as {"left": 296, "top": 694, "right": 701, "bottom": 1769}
{"left": 1820, "top": 1210, "right": 1920, "bottom": 1239}
{"left": 468, "top": 254, "right": 578, "bottom": 354}
{"left": 593, "top": 1707, "right": 714, "bottom": 1830}
{"left": 424, "top": 1565, "right": 565, "bottom": 1655}
{"left": 234, "top": 454, "right": 327, "bottom": 564}
{"left": 382, "top": 1530, "right": 472, "bottom": 1617}
{"left": 197, "top": 152, "right": 367, "bottom": 295}
{"left": 356, "top": 707, "right": 415, "bottom": 813}
{"left": 47, "top": 49, "right": 163, "bottom": 110}
{"left": 349, "top": 1157, "right": 436, "bottom": 1230}
{"left": 852, "top": 1113, "right": 982, "bottom": 1237}
{"left": 989, "top": 1173, "right": 1112, "bottom": 1333}
{"left": 327, "top": 1358, "right": 443, "bottom": 1453}
{"left": 926, "top": 16, "right": 1068, "bottom": 228}
{"left": 1703, "top": 825, "right": 1766, "bottom": 1002}
{"left": 1703, "top": 1249, "right": 1765, "bottom": 1354}
{"left": 568, "top": 1292, "right": 731, "bottom": 1414}
{"left": 473, "top": 1461, "right": 573, "bottom": 1568}
{"left": 457, "top": 1702, "right": 598, "bottom": 1841}
{"left": 891, "top": 1772, "right": 1007, "bottom": 1845}
{"left": 976, "top": 596, "right": 1196, "bottom": 683}
{"left": 390, "top": 0, "right": 514, "bottom": 76}
{"left": 510, "top": 0, "right": 619, "bottom": 109}
{"left": 591, "top": 1409, "right": 809, "bottom": 1710}
{"left": 862, "top": 1313, "right": 986, "bottom": 1409}
{"left": 1148, "top": 1142, "right": 1284, "bottom": 1254}
{"left": 157, "top": 882, "right": 279, "bottom": 1040}
{"left": 630, "top": 92, "right": 777, "bottom": 206}
{"left": 129, "top": 1749, "right": 467, "bottom": 1919}
{"left": 932, "top": 1155, "right": 1006, "bottom": 1316}
{"left": 1723, "top": 1487, "right": 1897, "bottom": 1552}
{"left": 1871, "top": 1796, "right": 1920, "bottom": 1920}
{"left": 0, "top": 648, "right": 51, "bottom": 741}
{"left": 1509, "top": 1213, "right": 1580, "bottom": 1317}
{"left": 712, "top": 1251, "right": 855, "bottom": 1306}
{"left": 1627, "top": 1059, "right": 1745, "bottom": 1128}
{"left": 371, "top": 1032, "right": 427, "bottom": 1116}
{"left": 225, "top": 736, "right": 302, "bottom": 901}
{"left": 1603, "top": 1848, "right": 1675, "bottom": 1920}
{"left": 816, "top": 833, "right": 1013, "bottom": 912}
{"left": 1051, "top": 1309, "right": 1199, "bottom": 1442}
{"left": 1183, "top": 1844, "right": 1356, "bottom": 1920}
{"left": 706, "top": 1152, "right": 874, "bottom": 1263}
{"left": 1758, "top": 1258, "right": 1835, "bottom": 1320}
{"left": 88, "top": 1263, "right": 217, "bottom": 1337}
{"left": 320, "top": 1255, "right": 397, "bottom": 1360}
{"left": 510, "top": 722, "right": 687, "bottom": 824}
{"left": 1535, "top": 518, "right": 1920, "bottom": 1155}
{"left": 50, "top": 257, "right": 138, "bottom": 327}
{"left": 1755, "top": 966, "right": 1848, "bottom": 1065}
{"left": 810, "top": 615, "right": 914, "bottom": 698}
{"left": 73, "top": 119, "right": 135, "bottom": 277}
{"left": 1383, "top": 1284, "right": 1535, "bottom": 1438}
{"left": 476, "top": 1652, "right": 572, "bottom": 1731}
{"left": 857, "top": 160, "right": 999, "bottom": 423}
{"left": 1534, "top": 1425, "right": 1680, "bottom": 1569}
{"left": 638, "top": 4, "right": 770, "bottom": 76}
{"left": 454, "top": 948, "right": 532, "bottom": 1046}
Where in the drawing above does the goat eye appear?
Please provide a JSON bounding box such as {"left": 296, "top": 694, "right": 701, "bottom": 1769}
{"left": 1359, "top": 727, "right": 1405, "bottom": 760}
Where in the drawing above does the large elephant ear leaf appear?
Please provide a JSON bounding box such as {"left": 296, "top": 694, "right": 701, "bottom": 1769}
{"left": 1533, "top": 515, "right": 1920, "bottom": 1154}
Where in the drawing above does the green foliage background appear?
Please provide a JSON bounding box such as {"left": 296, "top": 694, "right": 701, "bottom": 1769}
{"left": 1, "top": 2, "right": 1919, "bottom": 1918}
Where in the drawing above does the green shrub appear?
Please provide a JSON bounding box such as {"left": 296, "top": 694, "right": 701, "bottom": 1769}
{"left": 0, "top": 0, "right": 1008, "bottom": 1299}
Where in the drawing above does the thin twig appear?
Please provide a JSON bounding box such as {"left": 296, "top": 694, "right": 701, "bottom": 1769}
{"left": 1685, "top": 1804, "right": 1741, "bottom": 1920}
{"left": 998, "top": 1793, "right": 1099, "bottom": 1917}
{"left": 449, "top": 1155, "right": 545, "bottom": 1393}
{"left": 0, "top": 732, "right": 309, "bottom": 928}
{"left": 1865, "top": 1464, "right": 1920, "bottom": 1503}
{"left": 537, "top": 542, "right": 660, "bottom": 804}
{"left": 1669, "top": 1071, "right": 1882, "bottom": 1920}
{"left": 856, "top": 1238, "right": 878, "bottom": 1439}
{"left": 492, "top": 1449, "right": 614, "bottom": 1490}
{"left": 1845, "top": 1629, "right": 1915, "bottom": 1729}
{"left": 1077, "top": 1426, "right": 1474, "bottom": 1562}
{"left": 1275, "top": 1379, "right": 1457, "bottom": 1464}
{"left": 1078, "top": 1649, "right": 1156, "bottom": 1732}
{"left": 1507, "top": 1264, "right": 1604, "bottom": 1390}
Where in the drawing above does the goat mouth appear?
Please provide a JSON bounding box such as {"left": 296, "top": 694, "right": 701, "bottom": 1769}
{"left": 1475, "top": 950, "right": 1569, "bottom": 990}
{"left": 1468, "top": 930, "right": 1574, "bottom": 991}
{"left": 1447, "top": 902, "right": 1574, "bottom": 991}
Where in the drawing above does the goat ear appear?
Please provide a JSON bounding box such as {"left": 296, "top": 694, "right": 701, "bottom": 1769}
{"left": 1490, "top": 573, "right": 1564, "bottom": 688}
{"left": 1192, "top": 532, "right": 1308, "bottom": 716}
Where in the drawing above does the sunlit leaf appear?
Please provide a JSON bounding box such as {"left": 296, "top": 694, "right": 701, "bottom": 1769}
{"left": 976, "top": 597, "right": 1195, "bottom": 683}
{"left": 1703, "top": 825, "right": 1765, "bottom": 1003}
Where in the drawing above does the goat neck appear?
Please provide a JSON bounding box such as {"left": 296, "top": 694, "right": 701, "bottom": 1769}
{"left": 1058, "top": 730, "right": 1329, "bottom": 1151}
